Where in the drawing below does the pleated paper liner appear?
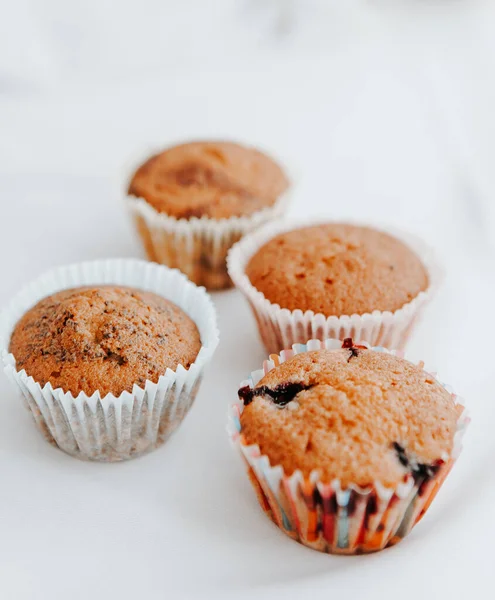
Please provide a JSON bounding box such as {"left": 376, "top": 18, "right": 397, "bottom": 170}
{"left": 227, "top": 338, "right": 468, "bottom": 555}
{"left": 0, "top": 259, "right": 219, "bottom": 462}
{"left": 227, "top": 218, "right": 441, "bottom": 353}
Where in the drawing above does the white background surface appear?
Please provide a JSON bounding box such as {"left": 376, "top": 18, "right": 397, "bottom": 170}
{"left": 1, "top": 1, "right": 495, "bottom": 598}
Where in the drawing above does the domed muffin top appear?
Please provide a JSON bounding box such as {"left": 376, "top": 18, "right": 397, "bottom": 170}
{"left": 128, "top": 141, "right": 289, "bottom": 220}
{"left": 239, "top": 345, "right": 460, "bottom": 488}
{"left": 9, "top": 286, "right": 201, "bottom": 397}
{"left": 245, "top": 223, "right": 429, "bottom": 316}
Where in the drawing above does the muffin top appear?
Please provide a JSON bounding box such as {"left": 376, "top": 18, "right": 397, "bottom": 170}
{"left": 239, "top": 344, "right": 459, "bottom": 488}
{"left": 245, "top": 223, "right": 429, "bottom": 316}
{"left": 9, "top": 286, "right": 201, "bottom": 397}
{"left": 128, "top": 141, "right": 289, "bottom": 220}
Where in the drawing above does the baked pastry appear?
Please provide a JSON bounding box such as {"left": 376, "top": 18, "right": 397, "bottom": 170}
{"left": 228, "top": 221, "right": 434, "bottom": 352}
{"left": 127, "top": 141, "right": 290, "bottom": 290}
{"left": 128, "top": 141, "right": 288, "bottom": 220}
{"left": 10, "top": 286, "right": 201, "bottom": 397}
{"left": 245, "top": 223, "right": 428, "bottom": 316}
{"left": 239, "top": 343, "right": 456, "bottom": 488}
{"left": 230, "top": 339, "right": 467, "bottom": 554}
{"left": 1, "top": 259, "right": 219, "bottom": 461}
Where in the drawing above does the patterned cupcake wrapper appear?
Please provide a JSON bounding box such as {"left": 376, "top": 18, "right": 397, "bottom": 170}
{"left": 0, "top": 259, "right": 219, "bottom": 462}
{"left": 227, "top": 218, "right": 441, "bottom": 353}
{"left": 228, "top": 338, "right": 469, "bottom": 555}
{"left": 127, "top": 188, "right": 291, "bottom": 291}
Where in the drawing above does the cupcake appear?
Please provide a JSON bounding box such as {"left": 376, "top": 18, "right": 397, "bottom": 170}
{"left": 228, "top": 338, "right": 468, "bottom": 555}
{"left": 228, "top": 220, "right": 438, "bottom": 353}
{"left": 127, "top": 141, "right": 291, "bottom": 290}
{"left": 0, "top": 259, "right": 219, "bottom": 461}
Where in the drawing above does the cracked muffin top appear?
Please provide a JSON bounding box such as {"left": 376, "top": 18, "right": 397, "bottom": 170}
{"left": 239, "top": 343, "right": 460, "bottom": 488}
{"left": 245, "top": 223, "right": 429, "bottom": 316}
{"left": 128, "top": 141, "right": 289, "bottom": 219}
{"left": 9, "top": 286, "right": 201, "bottom": 397}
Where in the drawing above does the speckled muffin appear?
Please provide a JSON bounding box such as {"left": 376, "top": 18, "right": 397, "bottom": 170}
{"left": 9, "top": 286, "right": 201, "bottom": 397}
{"left": 127, "top": 141, "right": 290, "bottom": 290}
{"left": 1, "top": 259, "right": 219, "bottom": 462}
{"left": 231, "top": 339, "right": 467, "bottom": 554}
{"left": 228, "top": 221, "right": 435, "bottom": 353}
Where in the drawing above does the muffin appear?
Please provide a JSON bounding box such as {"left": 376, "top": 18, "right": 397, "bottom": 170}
{"left": 228, "top": 220, "right": 437, "bottom": 353}
{"left": 0, "top": 259, "right": 219, "bottom": 462}
{"left": 229, "top": 338, "right": 468, "bottom": 555}
{"left": 9, "top": 286, "right": 201, "bottom": 397}
{"left": 127, "top": 141, "right": 291, "bottom": 290}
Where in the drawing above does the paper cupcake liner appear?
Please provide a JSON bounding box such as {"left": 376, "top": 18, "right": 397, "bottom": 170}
{"left": 0, "top": 259, "right": 219, "bottom": 462}
{"left": 227, "top": 218, "right": 441, "bottom": 353}
{"left": 127, "top": 187, "right": 291, "bottom": 291}
{"left": 228, "top": 338, "right": 468, "bottom": 555}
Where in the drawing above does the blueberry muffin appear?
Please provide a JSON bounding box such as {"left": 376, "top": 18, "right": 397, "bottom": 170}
{"left": 233, "top": 340, "right": 465, "bottom": 553}
{"left": 239, "top": 343, "right": 457, "bottom": 488}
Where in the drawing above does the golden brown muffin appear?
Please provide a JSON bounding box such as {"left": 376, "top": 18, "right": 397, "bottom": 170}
{"left": 245, "top": 223, "right": 429, "bottom": 316}
{"left": 9, "top": 286, "right": 201, "bottom": 397}
{"left": 239, "top": 345, "right": 459, "bottom": 488}
{"left": 128, "top": 141, "right": 289, "bottom": 220}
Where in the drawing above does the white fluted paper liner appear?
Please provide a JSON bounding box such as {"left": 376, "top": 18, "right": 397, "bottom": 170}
{"left": 228, "top": 338, "right": 469, "bottom": 554}
{"left": 0, "top": 259, "right": 219, "bottom": 462}
{"left": 227, "top": 218, "right": 441, "bottom": 353}
{"left": 127, "top": 190, "right": 291, "bottom": 291}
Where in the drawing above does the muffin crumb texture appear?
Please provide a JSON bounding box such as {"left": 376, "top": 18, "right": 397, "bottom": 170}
{"left": 9, "top": 286, "right": 201, "bottom": 397}
{"left": 245, "top": 223, "right": 429, "bottom": 315}
{"left": 128, "top": 141, "right": 289, "bottom": 219}
{"left": 240, "top": 348, "right": 459, "bottom": 488}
